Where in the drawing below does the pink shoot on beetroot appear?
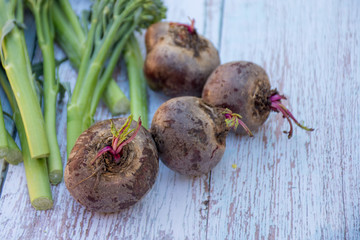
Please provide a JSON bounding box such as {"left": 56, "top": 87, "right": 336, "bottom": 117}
{"left": 94, "top": 115, "right": 142, "bottom": 163}
{"left": 269, "top": 93, "right": 314, "bottom": 139}
{"left": 223, "top": 108, "right": 254, "bottom": 137}
{"left": 170, "top": 18, "right": 196, "bottom": 34}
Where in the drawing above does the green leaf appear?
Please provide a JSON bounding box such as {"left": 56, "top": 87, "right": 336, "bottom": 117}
{"left": 110, "top": 120, "right": 117, "bottom": 137}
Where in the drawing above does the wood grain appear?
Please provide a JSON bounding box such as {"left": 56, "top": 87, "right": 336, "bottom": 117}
{"left": 208, "top": 0, "right": 360, "bottom": 239}
{"left": 0, "top": 0, "right": 359, "bottom": 239}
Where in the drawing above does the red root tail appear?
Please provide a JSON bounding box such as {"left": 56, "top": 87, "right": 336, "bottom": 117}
{"left": 269, "top": 93, "right": 314, "bottom": 139}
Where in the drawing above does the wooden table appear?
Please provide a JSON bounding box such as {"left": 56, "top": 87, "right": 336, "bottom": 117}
{"left": 1, "top": 0, "right": 359, "bottom": 239}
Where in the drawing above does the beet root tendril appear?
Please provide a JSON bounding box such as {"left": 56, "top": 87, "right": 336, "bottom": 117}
{"left": 269, "top": 93, "right": 314, "bottom": 139}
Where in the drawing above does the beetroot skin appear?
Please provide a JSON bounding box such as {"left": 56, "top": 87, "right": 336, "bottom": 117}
{"left": 151, "top": 96, "right": 228, "bottom": 176}
{"left": 65, "top": 118, "right": 159, "bottom": 212}
{"left": 144, "top": 21, "right": 220, "bottom": 97}
{"left": 202, "top": 61, "right": 314, "bottom": 137}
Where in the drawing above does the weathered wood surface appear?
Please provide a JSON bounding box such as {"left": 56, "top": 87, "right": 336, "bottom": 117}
{"left": 0, "top": 0, "right": 359, "bottom": 239}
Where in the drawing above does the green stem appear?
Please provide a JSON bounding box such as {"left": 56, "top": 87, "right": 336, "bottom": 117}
{"left": 28, "top": 0, "right": 63, "bottom": 184}
{"left": 101, "top": 79, "right": 130, "bottom": 115}
{"left": 4, "top": 130, "right": 22, "bottom": 165}
{"left": 66, "top": 116, "right": 83, "bottom": 154}
{"left": 57, "top": 0, "right": 85, "bottom": 45}
{"left": 0, "top": 73, "right": 21, "bottom": 165}
{"left": 0, "top": 0, "right": 49, "bottom": 159}
{"left": 125, "top": 34, "right": 148, "bottom": 128}
{"left": 69, "top": 7, "right": 100, "bottom": 106}
{"left": 52, "top": 2, "right": 82, "bottom": 68}
{"left": 23, "top": 151, "right": 53, "bottom": 210}
{"left": 0, "top": 67, "right": 53, "bottom": 210}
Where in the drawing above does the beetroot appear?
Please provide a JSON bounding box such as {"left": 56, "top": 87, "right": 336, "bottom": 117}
{"left": 144, "top": 21, "right": 220, "bottom": 97}
{"left": 202, "top": 61, "right": 314, "bottom": 137}
{"left": 64, "top": 116, "right": 158, "bottom": 212}
{"left": 150, "top": 96, "right": 251, "bottom": 176}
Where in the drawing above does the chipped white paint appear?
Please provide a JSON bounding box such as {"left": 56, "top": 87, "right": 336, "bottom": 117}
{"left": 0, "top": 0, "right": 359, "bottom": 239}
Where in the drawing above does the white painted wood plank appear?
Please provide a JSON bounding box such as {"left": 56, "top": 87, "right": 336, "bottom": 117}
{"left": 203, "top": 0, "right": 224, "bottom": 50}
{"left": 207, "top": 0, "right": 360, "bottom": 239}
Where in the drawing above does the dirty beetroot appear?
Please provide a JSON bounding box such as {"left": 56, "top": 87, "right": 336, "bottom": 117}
{"left": 202, "top": 61, "right": 314, "bottom": 138}
{"left": 64, "top": 117, "right": 159, "bottom": 213}
{"left": 150, "top": 96, "right": 245, "bottom": 176}
{"left": 144, "top": 21, "right": 220, "bottom": 97}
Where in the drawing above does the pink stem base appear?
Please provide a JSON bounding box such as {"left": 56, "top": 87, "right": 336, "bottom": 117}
{"left": 93, "top": 117, "right": 142, "bottom": 165}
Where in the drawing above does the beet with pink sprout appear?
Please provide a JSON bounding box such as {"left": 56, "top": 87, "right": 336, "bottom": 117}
{"left": 64, "top": 116, "right": 158, "bottom": 212}
{"left": 202, "top": 61, "right": 314, "bottom": 137}
{"left": 151, "top": 96, "right": 252, "bottom": 176}
{"left": 144, "top": 20, "right": 220, "bottom": 97}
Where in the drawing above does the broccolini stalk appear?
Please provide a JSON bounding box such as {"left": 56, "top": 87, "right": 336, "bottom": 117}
{"left": 0, "top": 68, "right": 53, "bottom": 210}
{"left": 0, "top": 0, "right": 49, "bottom": 159}
{"left": 52, "top": 0, "right": 129, "bottom": 116}
{"left": 27, "top": 0, "right": 62, "bottom": 185}
{"left": 66, "top": 0, "right": 166, "bottom": 155}
{"left": 125, "top": 34, "right": 148, "bottom": 128}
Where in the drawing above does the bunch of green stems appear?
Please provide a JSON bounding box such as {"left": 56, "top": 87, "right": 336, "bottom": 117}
{"left": 0, "top": 0, "right": 49, "bottom": 160}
